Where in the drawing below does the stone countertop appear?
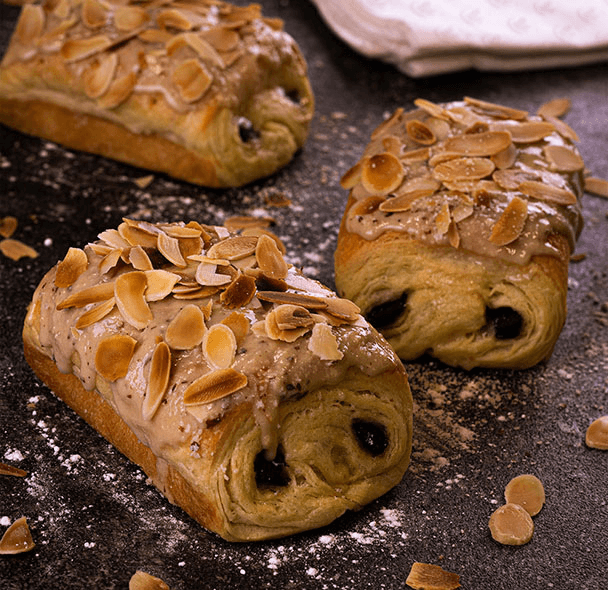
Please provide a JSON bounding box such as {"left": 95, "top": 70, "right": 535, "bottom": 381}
{"left": 1, "top": 2, "right": 607, "bottom": 589}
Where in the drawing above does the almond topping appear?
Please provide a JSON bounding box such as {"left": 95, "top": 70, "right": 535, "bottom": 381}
{"left": 308, "top": 323, "right": 342, "bottom": 361}
{"left": 97, "top": 72, "right": 137, "bottom": 109}
{"left": 60, "top": 35, "right": 111, "bottom": 62}
{"left": 541, "top": 114, "right": 579, "bottom": 142}
{"left": 340, "top": 161, "right": 362, "bottom": 190}
{"left": 165, "top": 304, "right": 206, "bottom": 350}
{"left": 406, "top": 119, "right": 436, "bottom": 145}
{"left": 220, "top": 273, "right": 256, "bottom": 308}
{"left": 202, "top": 27, "right": 240, "bottom": 52}
{"left": 537, "top": 97, "right": 571, "bottom": 119}
{"left": 414, "top": 98, "right": 451, "bottom": 121}
{"left": 129, "top": 570, "right": 170, "bottom": 590}
{"left": 0, "top": 462, "right": 27, "bottom": 477}
{"left": 157, "top": 231, "right": 186, "bottom": 267}
{"left": 15, "top": 4, "right": 45, "bottom": 45}
{"left": 257, "top": 291, "right": 329, "bottom": 310}
{"left": 172, "top": 58, "right": 213, "bottom": 103}
{"left": 584, "top": 176, "right": 608, "bottom": 198}
{"left": 202, "top": 323, "right": 237, "bottom": 369}
{"left": 0, "top": 238, "right": 38, "bottom": 261}
{"left": 75, "top": 297, "right": 116, "bottom": 329}
{"left": 0, "top": 216, "right": 17, "bottom": 239}
{"left": 435, "top": 203, "right": 451, "bottom": 235}
{"left": 118, "top": 222, "right": 158, "bottom": 249}
{"left": 99, "top": 228, "right": 131, "bottom": 250}
{"left": 488, "top": 503, "right": 534, "bottom": 546}
{"left": 139, "top": 28, "right": 173, "bottom": 44}
{"left": 489, "top": 197, "right": 528, "bottom": 246}
{"left": 99, "top": 248, "right": 123, "bottom": 274}
{"left": 0, "top": 517, "right": 35, "bottom": 555}
{"left": 162, "top": 225, "right": 202, "bottom": 239}
{"left": 504, "top": 474, "right": 545, "bottom": 516}
{"left": 491, "top": 120, "right": 555, "bottom": 143}
{"left": 221, "top": 311, "right": 250, "bottom": 345}
{"left": 183, "top": 368, "right": 247, "bottom": 405}
{"left": 379, "top": 178, "right": 440, "bottom": 212}
{"left": 142, "top": 270, "right": 179, "bottom": 301}
{"left": 179, "top": 32, "right": 224, "bottom": 67}
{"left": 114, "top": 5, "right": 149, "bottom": 31}
{"left": 83, "top": 53, "right": 118, "bottom": 99}
{"left": 57, "top": 281, "right": 115, "bottom": 309}
{"left": 95, "top": 334, "right": 137, "bottom": 381}
{"left": 405, "top": 562, "right": 461, "bottom": 590}
{"left": 433, "top": 157, "right": 495, "bottom": 182}
{"left": 128, "top": 246, "right": 153, "bottom": 271}
{"left": 195, "top": 261, "right": 232, "bottom": 286}
{"left": 265, "top": 305, "right": 312, "bottom": 342}
{"left": 207, "top": 236, "right": 258, "bottom": 260}
{"left": 81, "top": 0, "right": 108, "bottom": 29}
{"left": 255, "top": 234, "right": 288, "bottom": 279}
{"left": 491, "top": 142, "right": 517, "bottom": 170}
{"left": 518, "top": 180, "right": 578, "bottom": 205}
{"left": 585, "top": 415, "right": 608, "bottom": 450}
{"left": 442, "top": 131, "right": 512, "bottom": 157}
{"left": 464, "top": 96, "right": 528, "bottom": 120}
{"left": 157, "top": 8, "right": 193, "bottom": 31}
{"left": 115, "top": 271, "right": 153, "bottom": 330}
{"left": 361, "top": 153, "right": 405, "bottom": 196}
{"left": 492, "top": 168, "right": 538, "bottom": 191}
{"left": 543, "top": 145, "right": 585, "bottom": 172}
{"left": 143, "top": 341, "right": 171, "bottom": 421}
{"left": 324, "top": 297, "right": 360, "bottom": 322}
{"left": 54, "top": 247, "right": 89, "bottom": 288}
{"left": 353, "top": 196, "right": 384, "bottom": 216}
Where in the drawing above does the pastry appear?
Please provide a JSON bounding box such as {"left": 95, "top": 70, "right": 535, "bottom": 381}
{"left": 334, "top": 97, "right": 584, "bottom": 369}
{"left": 23, "top": 218, "right": 412, "bottom": 541}
{"left": 0, "top": 0, "right": 314, "bottom": 187}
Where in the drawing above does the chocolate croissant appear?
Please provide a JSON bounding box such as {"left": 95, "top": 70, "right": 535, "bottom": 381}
{"left": 335, "top": 97, "right": 584, "bottom": 370}
{"left": 0, "top": 0, "right": 314, "bottom": 187}
{"left": 23, "top": 218, "right": 412, "bottom": 541}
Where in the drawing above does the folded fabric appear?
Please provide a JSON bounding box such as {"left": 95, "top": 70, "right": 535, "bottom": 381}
{"left": 310, "top": 0, "right": 608, "bottom": 77}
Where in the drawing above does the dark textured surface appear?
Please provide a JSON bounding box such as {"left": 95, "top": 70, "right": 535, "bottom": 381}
{"left": 1, "top": 2, "right": 607, "bottom": 589}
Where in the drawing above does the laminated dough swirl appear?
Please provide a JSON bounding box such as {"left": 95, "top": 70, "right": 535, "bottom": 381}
{"left": 22, "top": 219, "right": 412, "bottom": 541}
{"left": 0, "top": 0, "right": 314, "bottom": 187}
{"left": 334, "top": 97, "right": 584, "bottom": 370}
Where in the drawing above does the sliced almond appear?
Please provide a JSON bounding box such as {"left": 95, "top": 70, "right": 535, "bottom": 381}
{"left": 99, "top": 248, "right": 123, "bottom": 274}
{"left": 119, "top": 222, "right": 160, "bottom": 249}
{"left": 541, "top": 114, "right": 579, "bottom": 142}
{"left": 15, "top": 4, "right": 45, "bottom": 45}
{"left": 221, "top": 311, "right": 250, "bottom": 345}
{"left": 0, "top": 517, "right": 35, "bottom": 555}
{"left": 265, "top": 306, "right": 311, "bottom": 342}
{"left": 255, "top": 234, "right": 288, "bottom": 280}
{"left": 489, "top": 196, "right": 528, "bottom": 246}
{"left": 129, "top": 570, "right": 170, "bottom": 590}
{"left": 442, "top": 131, "right": 512, "bottom": 157}
{"left": 491, "top": 142, "right": 517, "bottom": 170}
{"left": 157, "top": 231, "right": 187, "bottom": 267}
{"left": 324, "top": 297, "right": 360, "bottom": 322}
{"left": 172, "top": 58, "right": 213, "bottom": 103}
{"left": 361, "top": 153, "right": 405, "bottom": 196}
{"left": 179, "top": 32, "right": 224, "bottom": 67}
{"left": 114, "top": 271, "right": 153, "bottom": 329}
{"left": 139, "top": 28, "right": 173, "bottom": 44}
{"left": 504, "top": 474, "right": 545, "bottom": 516}
{"left": 143, "top": 341, "right": 171, "bottom": 421}
{"left": 54, "top": 247, "right": 88, "bottom": 288}
{"left": 165, "top": 304, "right": 206, "bottom": 350}
{"left": 219, "top": 273, "right": 256, "bottom": 308}
{"left": 308, "top": 323, "right": 342, "bottom": 361}
{"left": 81, "top": 0, "right": 108, "bottom": 29}
{"left": 0, "top": 238, "right": 38, "bottom": 261}
{"left": 162, "top": 225, "right": 202, "bottom": 239}
{"left": 493, "top": 168, "right": 538, "bottom": 191}
{"left": 257, "top": 291, "right": 329, "bottom": 310}
{"left": 464, "top": 96, "right": 528, "bottom": 120}
{"left": 202, "top": 323, "right": 237, "bottom": 369}
{"left": 537, "top": 97, "right": 571, "bottom": 119}
{"left": 57, "top": 281, "right": 115, "bottom": 309}
{"left": 340, "top": 161, "right": 362, "bottom": 190}
{"left": 114, "top": 5, "right": 149, "bottom": 31}
{"left": 60, "top": 35, "right": 111, "bottom": 62}
{"left": 584, "top": 176, "right": 608, "bottom": 198}
{"left": 99, "top": 228, "right": 132, "bottom": 250}
{"left": 400, "top": 147, "right": 431, "bottom": 163}
{"left": 491, "top": 121, "right": 555, "bottom": 143}
{"left": 273, "top": 304, "right": 314, "bottom": 330}
{"left": 0, "top": 216, "right": 17, "bottom": 239}
{"left": 83, "top": 53, "right": 118, "bottom": 99}
{"left": 128, "top": 245, "right": 153, "bottom": 271}
{"left": 433, "top": 157, "right": 495, "bottom": 182}
{"left": 435, "top": 203, "right": 451, "bottom": 235}
{"left": 381, "top": 135, "right": 403, "bottom": 155}
{"left": 224, "top": 216, "right": 274, "bottom": 232}
{"left": 353, "top": 195, "right": 385, "bottom": 216}
{"left": 157, "top": 8, "right": 193, "bottom": 31}
{"left": 183, "top": 368, "right": 247, "bottom": 405}
{"left": 489, "top": 503, "right": 534, "bottom": 546}
{"left": 207, "top": 236, "right": 258, "bottom": 261}
{"left": 195, "top": 261, "right": 232, "bottom": 286}
{"left": 413, "top": 98, "right": 451, "bottom": 121}
{"left": 518, "top": 180, "right": 578, "bottom": 205}
{"left": 202, "top": 26, "right": 240, "bottom": 52}
{"left": 543, "top": 145, "right": 585, "bottom": 172}
{"left": 97, "top": 72, "right": 137, "bottom": 109}
{"left": 405, "top": 562, "right": 461, "bottom": 590}
{"left": 75, "top": 297, "right": 116, "bottom": 329}
{"left": 379, "top": 178, "right": 440, "bottom": 212}
{"left": 406, "top": 119, "right": 436, "bottom": 145}
{"left": 95, "top": 334, "right": 137, "bottom": 381}
{"left": 585, "top": 415, "right": 608, "bottom": 450}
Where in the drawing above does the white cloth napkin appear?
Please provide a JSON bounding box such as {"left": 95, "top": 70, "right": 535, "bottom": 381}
{"left": 310, "top": 0, "right": 608, "bottom": 77}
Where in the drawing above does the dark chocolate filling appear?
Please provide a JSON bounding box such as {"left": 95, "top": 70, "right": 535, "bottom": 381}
{"left": 254, "top": 446, "right": 290, "bottom": 488}
{"left": 366, "top": 293, "right": 408, "bottom": 330}
{"left": 352, "top": 419, "right": 389, "bottom": 457}
{"left": 485, "top": 306, "right": 524, "bottom": 340}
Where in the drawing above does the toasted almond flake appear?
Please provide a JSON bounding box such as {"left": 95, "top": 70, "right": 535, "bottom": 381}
{"left": 0, "top": 462, "right": 27, "bottom": 477}
{"left": 174, "top": 286, "right": 218, "bottom": 300}
{"left": 115, "top": 271, "right": 153, "bottom": 329}
{"left": 405, "top": 562, "right": 460, "bottom": 590}
{"left": 452, "top": 204, "right": 474, "bottom": 223}
{"left": 15, "top": 4, "right": 45, "bottom": 45}
{"left": 195, "top": 261, "right": 232, "bottom": 286}
{"left": 464, "top": 96, "right": 528, "bottom": 120}
{"left": 114, "top": 5, "right": 149, "bottom": 31}
{"left": 353, "top": 196, "right": 385, "bottom": 216}
{"left": 221, "top": 311, "right": 249, "bottom": 344}
{"left": 537, "top": 97, "right": 571, "bottom": 119}
{"left": 518, "top": 180, "right": 577, "bottom": 205}
{"left": 165, "top": 304, "right": 206, "bottom": 350}
{"left": 255, "top": 234, "right": 288, "bottom": 280}
{"left": 202, "top": 27, "right": 240, "bottom": 52}
{"left": 400, "top": 147, "right": 431, "bottom": 163}
{"left": 208, "top": 236, "right": 258, "bottom": 261}
{"left": 75, "top": 297, "right": 116, "bottom": 329}
{"left": 447, "top": 221, "right": 460, "bottom": 248}
{"left": 95, "top": 334, "right": 137, "bottom": 381}
{"left": 119, "top": 223, "right": 159, "bottom": 249}
{"left": 172, "top": 58, "right": 213, "bottom": 103}
{"left": 307, "top": 323, "right": 343, "bottom": 361}
{"left": 183, "top": 368, "right": 247, "bottom": 405}
{"left": 340, "top": 161, "right": 362, "bottom": 189}
{"left": 543, "top": 145, "right": 585, "bottom": 172}
{"left": 82, "top": 0, "right": 108, "bottom": 29}
{"left": 433, "top": 157, "right": 495, "bottom": 182}
{"left": 489, "top": 197, "right": 528, "bottom": 246}
{"left": 57, "top": 281, "right": 115, "bottom": 309}
{"left": 492, "top": 168, "right": 537, "bottom": 191}
{"left": 413, "top": 98, "right": 451, "bottom": 121}
{"left": 541, "top": 114, "right": 579, "bottom": 142}
{"left": 139, "top": 28, "right": 173, "bottom": 43}
{"left": 54, "top": 247, "right": 88, "bottom": 288}
{"left": 157, "top": 8, "right": 193, "bottom": 31}
{"left": 491, "top": 142, "right": 517, "bottom": 170}
{"left": 585, "top": 415, "right": 608, "bottom": 450}
{"left": 99, "top": 248, "right": 122, "bottom": 274}
{"left": 129, "top": 570, "right": 170, "bottom": 590}
{"left": 273, "top": 304, "right": 315, "bottom": 330}
{"left": 128, "top": 245, "right": 153, "bottom": 271}
{"left": 442, "top": 131, "right": 512, "bottom": 157}
{"left": 83, "top": 52, "right": 118, "bottom": 99}
{"left": 0, "top": 238, "right": 38, "bottom": 261}
{"left": 257, "top": 291, "right": 329, "bottom": 310}
{"left": 504, "top": 474, "right": 545, "bottom": 516}
{"left": 224, "top": 216, "right": 274, "bottom": 232}
{"left": 435, "top": 203, "right": 451, "bottom": 235}
{"left": 180, "top": 32, "right": 224, "bottom": 67}
{"left": 584, "top": 176, "right": 608, "bottom": 198}
{"left": 379, "top": 178, "right": 440, "bottom": 212}
{"left": 133, "top": 174, "right": 154, "bottom": 189}
{"left": 51, "top": 0, "right": 71, "bottom": 20}
{"left": 489, "top": 503, "right": 534, "bottom": 546}
{"left": 143, "top": 341, "right": 171, "bottom": 421}
{"left": 406, "top": 119, "right": 436, "bottom": 145}
{"left": 570, "top": 252, "right": 586, "bottom": 262}
{"left": 60, "top": 35, "right": 111, "bottom": 62}
{"left": 99, "top": 228, "right": 131, "bottom": 249}
{"left": 0, "top": 216, "right": 17, "bottom": 239}
{"left": 162, "top": 225, "right": 202, "bottom": 239}
{"left": 157, "top": 231, "right": 186, "bottom": 267}
{"left": 324, "top": 297, "right": 360, "bottom": 322}
{"left": 0, "top": 517, "right": 35, "bottom": 555}
{"left": 202, "top": 324, "right": 237, "bottom": 369}
{"left": 491, "top": 120, "right": 555, "bottom": 143}
{"left": 381, "top": 135, "right": 403, "bottom": 155}
{"left": 361, "top": 153, "right": 405, "bottom": 196}
{"left": 219, "top": 273, "right": 256, "bottom": 308}
{"left": 265, "top": 307, "right": 311, "bottom": 342}
{"left": 97, "top": 71, "right": 137, "bottom": 109}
